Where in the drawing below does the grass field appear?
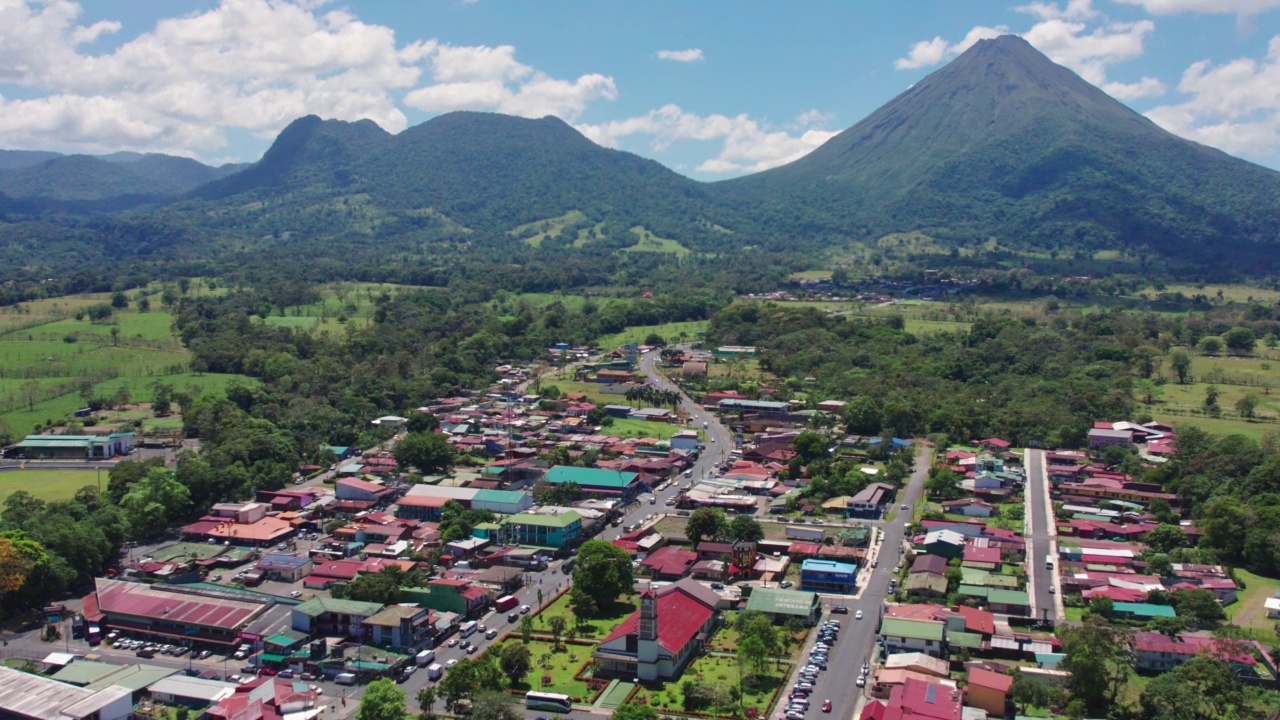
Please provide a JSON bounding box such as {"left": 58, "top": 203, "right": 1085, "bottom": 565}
{"left": 534, "top": 593, "right": 636, "bottom": 639}
{"left": 1156, "top": 380, "right": 1280, "bottom": 419}
{"left": 1224, "top": 569, "right": 1280, "bottom": 641}
{"left": 1152, "top": 284, "right": 1280, "bottom": 304}
{"left": 497, "top": 638, "right": 594, "bottom": 700}
{"left": 1151, "top": 412, "right": 1275, "bottom": 442}
{"left": 604, "top": 417, "right": 695, "bottom": 441}
{"left": 622, "top": 226, "right": 691, "bottom": 257}
{"left": 511, "top": 210, "right": 588, "bottom": 247}
{"left": 631, "top": 653, "right": 787, "bottom": 717}
{"left": 595, "top": 321, "right": 708, "bottom": 350}
{"left": 0, "top": 468, "right": 105, "bottom": 503}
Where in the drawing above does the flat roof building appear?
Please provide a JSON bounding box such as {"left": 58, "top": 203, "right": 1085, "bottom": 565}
{"left": 3, "top": 432, "right": 134, "bottom": 459}
{"left": 0, "top": 666, "right": 133, "bottom": 720}
{"left": 542, "top": 466, "right": 643, "bottom": 500}
{"left": 744, "top": 587, "right": 821, "bottom": 623}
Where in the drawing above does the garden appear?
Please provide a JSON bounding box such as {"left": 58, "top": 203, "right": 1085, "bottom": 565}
{"left": 502, "top": 636, "right": 599, "bottom": 702}
{"left": 629, "top": 653, "right": 789, "bottom": 718}
{"left": 533, "top": 590, "right": 636, "bottom": 639}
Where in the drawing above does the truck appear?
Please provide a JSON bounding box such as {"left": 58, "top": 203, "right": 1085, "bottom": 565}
{"left": 415, "top": 649, "right": 436, "bottom": 666}
{"left": 426, "top": 663, "right": 444, "bottom": 681}
{"left": 495, "top": 595, "right": 519, "bottom": 613}
{"left": 87, "top": 623, "right": 101, "bottom": 646}
{"left": 335, "top": 672, "right": 357, "bottom": 685}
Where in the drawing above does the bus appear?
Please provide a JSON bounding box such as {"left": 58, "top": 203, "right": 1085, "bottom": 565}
{"left": 458, "top": 620, "right": 478, "bottom": 638}
{"left": 525, "top": 692, "right": 572, "bottom": 713}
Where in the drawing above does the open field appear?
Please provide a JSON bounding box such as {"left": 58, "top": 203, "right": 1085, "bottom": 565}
{"left": 496, "top": 637, "right": 595, "bottom": 700}
{"left": 1151, "top": 412, "right": 1275, "bottom": 442}
{"left": 1150, "top": 284, "right": 1280, "bottom": 304}
{"left": 596, "top": 321, "right": 708, "bottom": 350}
{"left": 0, "top": 468, "right": 105, "bottom": 503}
{"left": 1186, "top": 354, "right": 1280, "bottom": 386}
{"left": 604, "top": 417, "right": 695, "bottom": 441}
{"left": 1225, "top": 569, "right": 1280, "bottom": 641}
{"left": 631, "top": 653, "right": 787, "bottom": 717}
{"left": 538, "top": 380, "right": 629, "bottom": 406}
{"left": 512, "top": 210, "right": 588, "bottom": 247}
{"left": 622, "top": 227, "right": 691, "bottom": 257}
{"left": 1155, "top": 381, "right": 1280, "bottom": 420}
{"left": 534, "top": 593, "right": 636, "bottom": 639}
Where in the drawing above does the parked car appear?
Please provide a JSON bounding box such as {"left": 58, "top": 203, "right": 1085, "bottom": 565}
{"left": 831, "top": 606, "right": 848, "bottom": 614}
{"left": 780, "top": 580, "right": 794, "bottom": 588}
{"left": 856, "top": 676, "right": 865, "bottom": 688}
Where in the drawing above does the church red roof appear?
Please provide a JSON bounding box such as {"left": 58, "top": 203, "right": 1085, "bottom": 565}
{"left": 601, "top": 584, "right": 715, "bottom": 654}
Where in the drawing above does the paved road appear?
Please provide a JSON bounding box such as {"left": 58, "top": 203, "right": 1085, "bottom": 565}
{"left": 1024, "top": 449, "right": 1059, "bottom": 623}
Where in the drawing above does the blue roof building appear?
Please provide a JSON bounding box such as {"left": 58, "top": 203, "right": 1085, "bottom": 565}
{"left": 799, "top": 558, "right": 857, "bottom": 595}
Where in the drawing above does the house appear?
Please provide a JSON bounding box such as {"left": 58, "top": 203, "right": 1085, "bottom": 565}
{"left": 696, "top": 541, "right": 736, "bottom": 562}
{"left": 501, "top": 510, "right": 584, "bottom": 549}
{"left": 595, "top": 369, "right": 637, "bottom": 383}
{"left": 255, "top": 553, "right": 313, "bottom": 583}
{"left": 884, "top": 677, "right": 962, "bottom": 720}
{"left": 291, "top": 597, "right": 385, "bottom": 640}
{"left": 1088, "top": 428, "right": 1134, "bottom": 448}
{"left": 940, "top": 498, "right": 995, "bottom": 518}
{"left": 879, "top": 617, "right": 946, "bottom": 657}
{"left": 847, "top": 483, "right": 896, "bottom": 519}
{"left": 148, "top": 675, "right": 238, "bottom": 708}
{"left": 962, "top": 545, "right": 1002, "bottom": 571}
{"left": 920, "top": 530, "right": 966, "bottom": 560}
{"left": 986, "top": 589, "right": 1032, "bottom": 616}
{"left": 363, "top": 605, "right": 435, "bottom": 650}
{"left": 904, "top": 573, "right": 949, "bottom": 599}
{"left": 911, "top": 555, "right": 949, "bottom": 577}
{"left": 641, "top": 546, "right": 698, "bottom": 580}
{"left": 594, "top": 579, "right": 719, "bottom": 681}
{"left": 1112, "top": 602, "right": 1177, "bottom": 621}
{"left": 1129, "top": 631, "right": 1256, "bottom": 672}
{"left": 965, "top": 667, "right": 1013, "bottom": 716}
{"left": 800, "top": 559, "right": 857, "bottom": 594}
{"left": 744, "top": 587, "right": 821, "bottom": 624}
{"left": 336, "top": 478, "right": 395, "bottom": 503}
{"left": 669, "top": 430, "right": 701, "bottom": 452}
{"left": 1265, "top": 596, "right": 1280, "bottom": 619}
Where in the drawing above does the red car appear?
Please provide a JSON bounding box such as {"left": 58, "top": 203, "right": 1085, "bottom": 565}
{"left": 258, "top": 668, "right": 278, "bottom": 677}
{"left": 822, "top": 700, "right": 832, "bottom": 713}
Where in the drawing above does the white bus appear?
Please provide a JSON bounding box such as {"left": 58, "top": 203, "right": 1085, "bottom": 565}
{"left": 458, "top": 620, "right": 478, "bottom": 638}
{"left": 525, "top": 691, "right": 572, "bottom": 713}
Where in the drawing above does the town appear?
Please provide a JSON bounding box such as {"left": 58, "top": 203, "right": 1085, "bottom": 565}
{"left": 1, "top": 340, "right": 1268, "bottom": 720}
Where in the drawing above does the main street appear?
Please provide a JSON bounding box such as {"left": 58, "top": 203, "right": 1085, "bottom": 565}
{"left": 1024, "top": 449, "right": 1062, "bottom": 623}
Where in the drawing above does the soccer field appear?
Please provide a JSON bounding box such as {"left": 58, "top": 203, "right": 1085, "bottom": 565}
{"left": 0, "top": 468, "right": 105, "bottom": 503}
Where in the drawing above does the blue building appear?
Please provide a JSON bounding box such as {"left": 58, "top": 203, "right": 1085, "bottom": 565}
{"left": 799, "top": 559, "right": 857, "bottom": 595}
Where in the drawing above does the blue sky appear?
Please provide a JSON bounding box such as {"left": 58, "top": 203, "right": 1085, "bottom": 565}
{"left": 3, "top": 0, "right": 1280, "bottom": 178}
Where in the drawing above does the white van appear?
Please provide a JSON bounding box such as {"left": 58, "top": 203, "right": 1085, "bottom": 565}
{"left": 415, "top": 649, "right": 436, "bottom": 666}
{"left": 458, "top": 620, "right": 478, "bottom": 638}
{"left": 335, "top": 672, "right": 356, "bottom": 685}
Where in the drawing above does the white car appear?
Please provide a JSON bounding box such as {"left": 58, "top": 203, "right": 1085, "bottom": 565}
{"left": 855, "top": 610, "right": 863, "bottom": 620}
{"left": 520, "top": 605, "right": 531, "bottom": 614}
{"left": 446, "top": 659, "right": 459, "bottom": 667}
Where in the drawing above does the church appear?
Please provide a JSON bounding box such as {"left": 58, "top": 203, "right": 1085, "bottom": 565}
{"left": 593, "top": 577, "right": 720, "bottom": 681}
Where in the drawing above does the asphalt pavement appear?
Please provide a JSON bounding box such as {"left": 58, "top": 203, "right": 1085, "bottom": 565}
{"left": 1024, "top": 449, "right": 1062, "bottom": 623}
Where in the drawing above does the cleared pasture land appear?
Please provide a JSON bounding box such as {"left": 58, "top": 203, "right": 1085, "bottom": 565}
{"left": 0, "top": 468, "right": 104, "bottom": 503}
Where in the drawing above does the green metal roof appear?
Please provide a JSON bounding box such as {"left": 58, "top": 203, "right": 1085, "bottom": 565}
{"left": 1113, "top": 602, "right": 1177, "bottom": 617}
{"left": 880, "top": 618, "right": 944, "bottom": 642}
{"left": 474, "top": 489, "right": 526, "bottom": 504}
{"left": 948, "top": 631, "right": 984, "bottom": 649}
{"left": 266, "top": 631, "right": 306, "bottom": 647}
{"left": 504, "top": 511, "right": 582, "bottom": 528}
{"left": 347, "top": 661, "right": 389, "bottom": 671}
{"left": 14, "top": 433, "right": 132, "bottom": 448}
{"left": 50, "top": 660, "right": 119, "bottom": 685}
{"left": 986, "top": 589, "right": 1030, "bottom": 605}
{"left": 85, "top": 664, "right": 178, "bottom": 692}
{"left": 258, "top": 653, "right": 289, "bottom": 664}
{"left": 543, "top": 466, "right": 638, "bottom": 488}
{"left": 956, "top": 585, "right": 990, "bottom": 599}
{"left": 744, "top": 587, "right": 819, "bottom": 617}
{"left": 293, "top": 596, "right": 385, "bottom": 617}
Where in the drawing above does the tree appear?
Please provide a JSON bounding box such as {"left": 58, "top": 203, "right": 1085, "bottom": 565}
{"left": 571, "top": 539, "right": 634, "bottom": 610}
{"left": 548, "top": 616, "right": 567, "bottom": 650}
{"left": 415, "top": 686, "right": 437, "bottom": 719}
{"left": 111, "top": 290, "right": 128, "bottom": 309}
{"left": 106, "top": 457, "right": 165, "bottom": 503}
{"left": 1139, "top": 654, "right": 1245, "bottom": 720}
{"left": 611, "top": 704, "right": 659, "bottom": 720}
{"left": 520, "top": 615, "right": 534, "bottom": 643}
{"left": 686, "top": 507, "right": 727, "bottom": 546}
{"left": 439, "top": 659, "right": 476, "bottom": 711}
{"left": 727, "top": 514, "right": 764, "bottom": 543}
{"left": 120, "top": 468, "right": 192, "bottom": 539}
{"left": 0, "top": 534, "right": 37, "bottom": 594}
{"left": 1235, "top": 394, "right": 1259, "bottom": 420}
{"left": 739, "top": 635, "right": 768, "bottom": 681}
{"left": 1010, "top": 672, "right": 1055, "bottom": 715}
{"left": 469, "top": 692, "right": 522, "bottom": 720}
{"left": 1203, "top": 385, "right": 1220, "bottom": 413}
{"left": 1143, "top": 524, "right": 1187, "bottom": 554}
{"left": 356, "top": 678, "right": 408, "bottom": 720}
{"left": 0, "top": 417, "right": 13, "bottom": 447}
{"left": 406, "top": 412, "right": 441, "bottom": 434}
{"left": 498, "top": 642, "right": 531, "bottom": 684}
{"left": 1134, "top": 379, "right": 1163, "bottom": 406}
{"left": 394, "top": 432, "right": 453, "bottom": 474}
{"left": 1059, "top": 618, "right": 1130, "bottom": 716}
{"left": 792, "top": 432, "right": 830, "bottom": 464}
{"left": 1222, "top": 326, "right": 1256, "bottom": 354}
{"left": 151, "top": 381, "right": 173, "bottom": 416}
{"left": 1170, "top": 349, "right": 1192, "bottom": 384}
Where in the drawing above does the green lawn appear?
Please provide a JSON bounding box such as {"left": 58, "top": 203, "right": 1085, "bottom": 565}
{"left": 604, "top": 417, "right": 695, "bottom": 441}
{"left": 709, "top": 612, "right": 808, "bottom": 657}
{"left": 534, "top": 593, "right": 636, "bottom": 639}
{"left": 510, "top": 210, "right": 588, "bottom": 247}
{"left": 596, "top": 321, "right": 708, "bottom": 350}
{"left": 621, "top": 226, "right": 691, "bottom": 257}
{"left": 1150, "top": 412, "right": 1274, "bottom": 442}
{"left": 631, "top": 654, "right": 788, "bottom": 717}
{"left": 0, "top": 469, "right": 106, "bottom": 503}
{"left": 493, "top": 638, "right": 595, "bottom": 701}
{"left": 1225, "top": 569, "right": 1280, "bottom": 641}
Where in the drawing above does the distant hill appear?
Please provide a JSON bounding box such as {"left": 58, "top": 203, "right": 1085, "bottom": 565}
{"left": 715, "top": 35, "right": 1280, "bottom": 260}
{"left": 0, "top": 152, "right": 243, "bottom": 211}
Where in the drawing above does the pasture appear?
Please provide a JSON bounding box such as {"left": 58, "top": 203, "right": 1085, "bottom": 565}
{"left": 0, "top": 468, "right": 105, "bottom": 503}
{"left": 621, "top": 226, "right": 691, "bottom": 257}
{"left": 595, "top": 320, "right": 707, "bottom": 350}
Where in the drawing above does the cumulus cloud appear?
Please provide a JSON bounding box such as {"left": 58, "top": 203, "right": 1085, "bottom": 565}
{"left": 894, "top": 6, "right": 1160, "bottom": 100}
{"left": 1114, "top": 0, "right": 1280, "bottom": 15}
{"left": 0, "top": 0, "right": 619, "bottom": 158}
{"left": 656, "top": 48, "right": 704, "bottom": 62}
{"left": 579, "top": 105, "right": 838, "bottom": 174}
{"left": 1145, "top": 35, "right": 1280, "bottom": 156}
{"left": 894, "top": 26, "right": 1007, "bottom": 69}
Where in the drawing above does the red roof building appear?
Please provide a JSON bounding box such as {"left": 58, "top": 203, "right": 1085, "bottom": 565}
{"left": 594, "top": 578, "right": 719, "bottom": 681}
{"left": 884, "top": 678, "right": 962, "bottom": 720}
{"left": 962, "top": 545, "right": 1002, "bottom": 568}
{"left": 640, "top": 546, "right": 698, "bottom": 580}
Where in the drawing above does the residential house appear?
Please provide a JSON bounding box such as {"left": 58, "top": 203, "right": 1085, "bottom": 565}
{"left": 847, "top": 483, "right": 896, "bottom": 519}
{"left": 641, "top": 546, "right": 698, "bottom": 580}
{"left": 920, "top": 530, "right": 966, "bottom": 560}
{"left": 965, "top": 667, "right": 1013, "bottom": 716}
{"left": 1111, "top": 602, "right": 1177, "bottom": 621}
{"left": 401, "top": 579, "right": 490, "bottom": 617}
{"left": 1130, "top": 631, "right": 1255, "bottom": 672}
{"left": 1088, "top": 428, "right": 1134, "bottom": 448}
{"left": 335, "top": 478, "right": 395, "bottom": 503}
{"left": 962, "top": 545, "right": 1002, "bottom": 571}
{"left": 669, "top": 430, "right": 701, "bottom": 452}
{"left": 363, "top": 605, "right": 435, "bottom": 650}
{"left": 904, "top": 573, "right": 949, "bottom": 599}
{"left": 879, "top": 617, "right": 946, "bottom": 657}
{"left": 986, "top": 589, "right": 1032, "bottom": 616}
{"left": 911, "top": 555, "right": 949, "bottom": 577}
{"left": 940, "top": 498, "right": 995, "bottom": 518}
{"left": 594, "top": 579, "right": 720, "bottom": 681}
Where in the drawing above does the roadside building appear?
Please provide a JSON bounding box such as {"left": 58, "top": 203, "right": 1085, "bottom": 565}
{"left": 256, "top": 553, "right": 313, "bottom": 583}
{"left": 594, "top": 579, "right": 720, "bottom": 681}
{"left": 500, "top": 510, "right": 584, "bottom": 549}
{"left": 964, "top": 667, "right": 1013, "bottom": 716}
{"left": 799, "top": 559, "right": 857, "bottom": 594}
{"left": 743, "top": 587, "right": 821, "bottom": 624}
{"left": 3, "top": 432, "right": 134, "bottom": 459}
{"left": 542, "top": 466, "right": 644, "bottom": 500}
{"left": 83, "top": 578, "right": 275, "bottom": 648}
{"left": 880, "top": 617, "right": 946, "bottom": 657}
{"left": 0, "top": 666, "right": 133, "bottom": 720}
{"left": 363, "top": 605, "right": 435, "bottom": 650}
{"left": 290, "top": 597, "right": 385, "bottom": 640}
{"left": 847, "top": 483, "right": 896, "bottom": 519}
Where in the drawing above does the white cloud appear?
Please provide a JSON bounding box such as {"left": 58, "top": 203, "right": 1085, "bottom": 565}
{"left": 1015, "top": 0, "right": 1098, "bottom": 21}
{"left": 1104, "top": 76, "right": 1167, "bottom": 99}
{"left": 656, "top": 48, "right": 704, "bottom": 63}
{"left": 895, "top": 26, "right": 1007, "bottom": 69}
{"left": 578, "top": 105, "right": 838, "bottom": 175}
{"left": 1114, "top": 0, "right": 1280, "bottom": 15}
{"left": 0, "top": 0, "right": 619, "bottom": 158}
{"left": 1145, "top": 35, "right": 1280, "bottom": 156}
